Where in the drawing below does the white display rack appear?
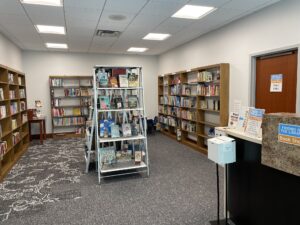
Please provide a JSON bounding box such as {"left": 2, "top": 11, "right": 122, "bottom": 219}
{"left": 93, "top": 66, "right": 150, "bottom": 184}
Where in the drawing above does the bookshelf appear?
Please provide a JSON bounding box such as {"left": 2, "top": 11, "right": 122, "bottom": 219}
{"left": 158, "top": 63, "right": 229, "bottom": 154}
{"left": 93, "top": 66, "right": 149, "bottom": 184}
{"left": 0, "top": 64, "right": 29, "bottom": 181}
{"left": 49, "top": 76, "right": 93, "bottom": 138}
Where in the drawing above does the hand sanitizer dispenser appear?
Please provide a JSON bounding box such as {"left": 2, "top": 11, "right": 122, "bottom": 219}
{"left": 208, "top": 136, "right": 236, "bottom": 164}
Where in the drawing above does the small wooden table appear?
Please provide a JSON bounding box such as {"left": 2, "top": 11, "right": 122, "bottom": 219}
{"left": 29, "top": 117, "right": 46, "bottom": 144}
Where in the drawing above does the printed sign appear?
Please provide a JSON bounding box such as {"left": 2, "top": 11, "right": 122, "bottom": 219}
{"left": 278, "top": 123, "right": 300, "bottom": 146}
{"left": 270, "top": 74, "right": 283, "bottom": 92}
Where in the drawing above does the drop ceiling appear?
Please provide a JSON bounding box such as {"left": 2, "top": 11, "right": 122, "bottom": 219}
{"left": 0, "top": 0, "right": 280, "bottom": 55}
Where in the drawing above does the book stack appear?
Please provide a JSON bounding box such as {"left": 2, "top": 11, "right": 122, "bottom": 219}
{"left": 52, "top": 108, "right": 64, "bottom": 116}
{"left": 19, "top": 89, "right": 26, "bottom": 98}
{"left": 8, "top": 73, "right": 14, "bottom": 84}
{"left": 12, "top": 132, "right": 21, "bottom": 145}
{"left": 9, "top": 90, "right": 15, "bottom": 99}
{"left": 10, "top": 102, "right": 18, "bottom": 114}
{"left": 64, "top": 88, "right": 80, "bottom": 96}
{"left": 12, "top": 119, "right": 17, "bottom": 130}
{"left": 51, "top": 78, "right": 63, "bottom": 86}
{"left": 0, "top": 106, "right": 6, "bottom": 118}
{"left": 0, "top": 88, "right": 4, "bottom": 100}
{"left": 0, "top": 141, "right": 8, "bottom": 159}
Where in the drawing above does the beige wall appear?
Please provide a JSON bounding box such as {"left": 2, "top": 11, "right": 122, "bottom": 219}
{"left": 0, "top": 32, "right": 22, "bottom": 71}
{"left": 158, "top": 0, "right": 300, "bottom": 113}
{"left": 22, "top": 51, "right": 158, "bottom": 133}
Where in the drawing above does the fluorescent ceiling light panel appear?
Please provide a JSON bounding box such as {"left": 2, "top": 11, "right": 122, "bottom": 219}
{"left": 143, "top": 33, "right": 171, "bottom": 41}
{"left": 20, "top": 0, "right": 63, "bottom": 7}
{"left": 36, "top": 25, "right": 65, "bottom": 35}
{"left": 46, "top": 43, "right": 68, "bottom": 49}
{"left": 172, "top": 5, "right": 215, "bottom": 19}
{"left": 127, "top": 47, "right": 148, "bottom": 52}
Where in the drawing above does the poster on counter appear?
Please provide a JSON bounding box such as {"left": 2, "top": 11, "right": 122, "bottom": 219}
{"left": 270, "top": 74, "right": 283, "bottom": 92}
{"left": 278, "top": 123, "right": 300, "bottom": 146}
{"left": 245, "top": 108, "right": 265, "bottom": 137}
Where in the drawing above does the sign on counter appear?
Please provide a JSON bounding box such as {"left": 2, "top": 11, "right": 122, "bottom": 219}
{"left": 278, "top": 123, "right": 300, "bottom": 146}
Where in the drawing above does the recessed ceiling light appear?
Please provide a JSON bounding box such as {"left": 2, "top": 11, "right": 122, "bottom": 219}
{"left": 143, "top": 33, "right": 171, "bottom": 41}
{"left": 46, "top": 43, "right": 68, "bottom": 49}
{"left": 35, "top": 25, "right": 65, "bottom": 35}
{"left": 127, "top": 47, "right": 148, "bottom": 53}
{"left": 20, "top": 0, "right": 63, "bottom": 7}
{"left": 172, "top": 5, "right": 215, "bottom": 19}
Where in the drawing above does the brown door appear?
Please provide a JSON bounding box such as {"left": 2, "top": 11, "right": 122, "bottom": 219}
{"left": 255, "top": 50, "right": 298, "bottom": 113}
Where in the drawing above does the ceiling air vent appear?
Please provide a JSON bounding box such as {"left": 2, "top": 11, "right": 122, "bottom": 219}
{"left": 96, "top": 30, "right": 121, "bottom": 37}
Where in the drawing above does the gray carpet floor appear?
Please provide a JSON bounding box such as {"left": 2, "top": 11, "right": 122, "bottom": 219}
{"left": 0, "top": 133, "right": 223, "bottom": 225}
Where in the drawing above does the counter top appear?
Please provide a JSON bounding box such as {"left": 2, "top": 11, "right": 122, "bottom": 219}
{"left": 216, "top": 127, "right": 262, "bottom": 144}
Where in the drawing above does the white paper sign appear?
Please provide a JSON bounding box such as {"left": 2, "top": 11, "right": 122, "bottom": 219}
{"left": 270, "top": 74, "right": 283, "bottom": 92}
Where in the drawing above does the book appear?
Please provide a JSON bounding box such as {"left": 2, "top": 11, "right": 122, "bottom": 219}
{"left": 128, "top": 95, "right": 138, "bottom": 108}
{"left": 128, "top": 73, "right": 139, "bottom": 87}
{"left": 97, "top": 71, "right": 109, "bottom": 87}
{"left": 122, "top": 123, "right": 132, "bottom": 137}
{"left": 0, "top": 88, "right": 4, "bottom": 100}
{"left": 116, "top": 150, "right": 132, "bottom": 162}
{"left": 109, "top": 76, "right": 118, "bottom": 87}
{"left": 112, "top": 68, "right": 126, "bottom": 77}
{"left": 119, "top": 74, "right": 128, "bottom": 87}
{"left": 8, "top": 73, "right": 14, "bottom": 84}
{"left": 18, "top": 77, "right": 22, "bottom": 85}
{"left": 0, "top": 106, "right": 6, "bottom": 119}
{"left": 112, "top": 95, "right": 123, "bottom": 109}
{"left": 236, "top": 107, "right": 251, "bottom": 132}
{"left": 100, "top": 146, "right": 116, "bottom": 165}
{"left": 72, "top": 108, "right": 81, "bottom": 116}
{"left": 12, "top": 119, "right": 17, "bottom": 130}
{"left": 20, "top": 101, "right": 26, "bottom": 111}
{"left": 131, "top": 122, "right": 139, "bottom": 136}
{"left": 111, "top": 124, "right": 120, "bottom": 138}
{"left": 99, "top": 96, "right": 110, "bottom": 109}
{"left": 0, "top": 141, "right": 8, "bottom": 159}
{"left": 134, "top": 150, "right": 142, "bottom": 164}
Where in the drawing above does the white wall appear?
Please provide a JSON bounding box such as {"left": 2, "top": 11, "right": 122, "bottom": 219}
{"left": 22, "top": 51, "right": 158, "bottom": 133}
{"left": 0, "top": 32, "right": 23, "bottom": 71}
{"left": 158, "top": 0, "right": 300, "bottom": 112}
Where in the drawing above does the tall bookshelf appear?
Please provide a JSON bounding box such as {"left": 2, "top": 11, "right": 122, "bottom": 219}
{"left": 0, "top": 64, "right": 29, "bottom": 181}
{"left": 49, "top": 76, "right": 93, "bottom": 138}
{"left": 158, "top": 63, "right": 229, "bottom": 154}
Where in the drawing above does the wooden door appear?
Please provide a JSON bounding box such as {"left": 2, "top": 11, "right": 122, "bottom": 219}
{"left": 255, "top": 50, "right": 298, "bottom": 113}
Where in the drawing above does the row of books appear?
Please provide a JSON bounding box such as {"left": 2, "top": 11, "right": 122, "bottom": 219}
{"left": 198, "top": 84, "right": 220, "bottom": 96}
{"left": 53, "top": 117, "right": 85, "bottom": 126}
{"left": 100, "top": 120, "right": 141, "bottom": 138}
{"left": 101, "top": 147, "right": 143, "bottom": 165}
{"left": 158, "top": 105, "right": 181, "bottom": 117}
{"left": 159, "top": 115, "right": 179, "bottom": 127}
{"left": 99, "top": 95, "right": 139, "bottom": 110}
{"left": 0, "top": 141, "right": 8, "bottom": 159}
{"left": 181, "top": 110, "right": 197, "bottom": 121}
{"left": 51, "top": 78, "right": 63, "bottom": 87}
{"left": 10, "top": 102, "right": 18, "bottom": 114}
{"left": 64, "top": 88, "right": 80, "bottom": 97}
{"left": 0, "top": 88, "right": 26, "bottom": 100}
{"left": 80, "top": 88, "right": 93, "bottom": 96}
{"left": 9, "top": 90, "right": 15, "bottom": 99}
{"left": 181, "top": 97, "right": 196, "bottom": 108}
{"left": 181, "top": 120, "right": 196, "bottom": 133}
{"left": 0, "top": 105, "right": 27, "bottom": 119}
{"left": 200, "top": 99, "right": 220, "bottom": 111}
{"left": 97, "top": 68, "right": 139, "bottom": 88}
{"left": 19, "top": 89, "right": 26, "bottom": 98}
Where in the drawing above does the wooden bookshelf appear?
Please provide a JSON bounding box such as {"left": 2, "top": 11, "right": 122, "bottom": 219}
{"left": 49, "top": 76, "right": 93, "bottom": 138}
{"left": 158, "top": 63, "right": 229, "bottom": 155}
{"left": 0, "top": 64, "right": 29, "bottom": 182}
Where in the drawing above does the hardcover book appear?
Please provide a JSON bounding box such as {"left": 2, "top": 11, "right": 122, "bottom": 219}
{"left": 128, "top": 95, "right": 138, "bottom": 108}
{"left": 109, "top": 76, "right": 118, "bottom": 87}
{"left": 100, "top": 146, "right": 116, "bottom": 165}
{"left": 99, "top": 96, "right": 110, "bottom": 109}
{"left": 119, "top": 74, "right": 128, "bottom": 88}
{"left": 0, "top": 106, "right": 6, "bottom": 119}
{"left": 128, "top": 73, "right": 139, "bottom": 87}
{"left": 122, "top": 123, "right": 132, "bottom": 137}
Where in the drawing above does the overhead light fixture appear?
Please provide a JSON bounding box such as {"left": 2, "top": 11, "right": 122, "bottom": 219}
{"left": 172, "top": 5, "right": 215, "bottom": 19}
{"left": 35, "top": 25, "right": 65, "bottom": 35}
{"left": 20, "top": 0, "right": 63, "bottom": 7}
{"left": 127, "top": 47, "right": 148, "bottom": 53}
{"left": 143, "top": 33, "right": 171, "bottom": 41}
{"left": 46, "top": 43, "right": 68, "bottom": 49}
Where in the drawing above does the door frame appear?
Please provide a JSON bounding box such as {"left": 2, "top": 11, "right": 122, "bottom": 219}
{"left": 249, "top": 45, "right": 300, "bottom": 113}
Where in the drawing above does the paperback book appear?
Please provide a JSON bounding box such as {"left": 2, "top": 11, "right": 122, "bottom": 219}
{"left": 100, "top": 146, "right": 116, "bottom": 165}
{"left": 122, "top": 123, "right": 132, "bottom": 137}
{"left": 0, "top": 88, "right": 4, "bottom": 100}
{"left": 111, "top": 95, "right": 123, "bottom": 109}
{"left": 109, "top": 76, "right": 118, "bottom": 87}
{"left": 128, "top": 95, "right": 138, "bottom": 108}
{"left": 111, "top": 124, "right": 120, "bottom": 138}
{"left": 99, "top": 96, "right": 110, "bottom": 109}
{"left": 97, "top": 71, "right": 109, "bottom": 87}
{"left": 0, "top": 106, "right": 6, "bottom": 118}
{"left": 128, "top": 73, "right": 139, "bottom": 87}
{"left": 119, "top": 74, "right": 128, "bottom": 88}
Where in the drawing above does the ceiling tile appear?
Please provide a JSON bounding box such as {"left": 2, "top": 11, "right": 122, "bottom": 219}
{"left": 222, "top": 0, "right": 274, "bottom": 10}
{"left": 0, "top": 0, "right": 26, "bottom": 14}
{"left": 105, "top": 0, "right": 148, "bottom": 14}
{"left": 64, "top": 0, "right": 105, "bottom": 9}
{"left": 188, "top": 0, "right": 231, "bottom": 7}
{"left": 98, "top": 11, "right": 136, "bottom": 32}
{"left": 154, "top": 17, "right": 194, "bottom": 34}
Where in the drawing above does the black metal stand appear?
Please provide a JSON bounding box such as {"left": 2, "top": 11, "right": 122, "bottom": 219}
{"left": 210, "top": 164, "right": 229, "bottom": 225}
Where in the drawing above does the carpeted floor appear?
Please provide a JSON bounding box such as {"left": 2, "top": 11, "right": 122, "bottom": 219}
{"left": 0, "top": 133, "right": 223, "bottom": 225}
